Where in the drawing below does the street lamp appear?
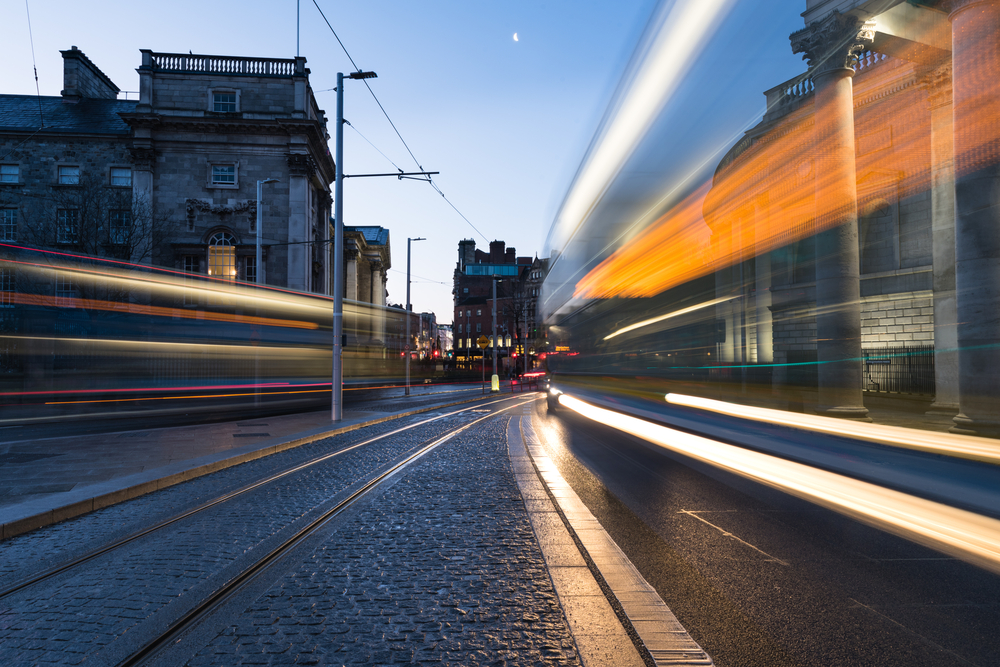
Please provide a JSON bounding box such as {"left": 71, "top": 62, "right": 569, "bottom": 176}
{"left": 332, "top": 70, "right": 377, "bottom": 422}
{"left": 255, "top": 178, "right": 277, "bottom": 284}
{"left": 405, "top": 236, "right": 425, "bottom": 396}
{"left": 491, "top": 276, "right": 499, "bottom": 392}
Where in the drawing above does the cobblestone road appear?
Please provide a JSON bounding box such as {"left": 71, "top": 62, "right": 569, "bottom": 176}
{"left": 172, "top": 414, "right": 580, "bottom": 666}
{"left": 0, "top": 398, "right": 582, "bottom": 666}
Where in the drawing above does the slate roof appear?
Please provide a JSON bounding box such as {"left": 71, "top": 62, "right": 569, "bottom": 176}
{"left": 345, "top": 225, "right": 389, "bottom": 246}
{"left": 0, "top": 95, "right": 137, "bottom": 135}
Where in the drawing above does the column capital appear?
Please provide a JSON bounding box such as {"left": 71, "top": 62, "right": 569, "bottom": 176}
{"left": 791, "top": 10, "right": 875, "bottom": 76}
{"left": 916, "top": 60, "right": 953, "bottom": 110}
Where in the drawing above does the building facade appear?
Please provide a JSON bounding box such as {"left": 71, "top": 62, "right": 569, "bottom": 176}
{"left": 0, "top": 46, "right": 335, "bottom": 293}
{"left": 700, "top": 0, "right": 1000, "bottom": 435}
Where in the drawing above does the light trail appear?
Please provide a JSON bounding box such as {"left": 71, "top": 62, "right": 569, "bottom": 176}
{"left": 559, "top": 393, "right": 1000, "bottom": 576}
{"left": 665, "top": 393, "right": 1000, "bottom": 466}
{"left": 603, "top": 296, "right": 733, "bottom": 340}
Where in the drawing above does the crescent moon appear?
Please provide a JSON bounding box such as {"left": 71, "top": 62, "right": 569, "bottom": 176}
{"left": 513, "top": 33, "right": 519, "bottom": 41}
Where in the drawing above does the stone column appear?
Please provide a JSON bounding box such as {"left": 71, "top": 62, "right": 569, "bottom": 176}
{"left": 920, "top": 62, "right": 960, "bottom": 414}
{"left": 948, "top": 0, "right": 1000, "bottom": 436}
{"left": 346, "top": 249, "right": 359, "bottom": 302}
{"left": 286, "top": 154, "right": 311, "bottom": 292}
{"left": 792, "top": 12, "right": 874, "bottom": 420}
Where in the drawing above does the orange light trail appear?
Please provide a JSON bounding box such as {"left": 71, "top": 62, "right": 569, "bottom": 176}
{"left": 575, "top": 46, "right": 999, "bottom": 300}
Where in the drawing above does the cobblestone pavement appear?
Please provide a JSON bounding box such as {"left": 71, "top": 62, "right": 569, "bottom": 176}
{"left": 169, "top": 414, "right": 580, "bottom": 667}
{"left": 0, "top": 405, "right": 512, "bottom": 666}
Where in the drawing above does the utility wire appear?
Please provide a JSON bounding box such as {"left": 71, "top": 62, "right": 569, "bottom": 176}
{"left": 344, "top": 120, "right": 404, "bottom": 173}
{"left": 311, "top": 0, "right": 489, "bottom": 243}
{"left": 24, "top": 0, "right": 44, "bottom": 127}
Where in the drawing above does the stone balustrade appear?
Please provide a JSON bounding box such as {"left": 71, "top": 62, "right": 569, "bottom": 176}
{"left": 146, "top": 52, "right": 303, "bottom": 77}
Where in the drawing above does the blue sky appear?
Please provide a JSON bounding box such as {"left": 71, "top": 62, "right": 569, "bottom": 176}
{"left": 1, "top": 0, "right": 660, "bottom": 320}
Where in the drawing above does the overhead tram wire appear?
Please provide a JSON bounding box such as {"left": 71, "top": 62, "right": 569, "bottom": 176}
{"left": 310, "top": 0, "right": 489, "bottom": 243}
{"left": 24, "top": 0, "right": 44, "bottom": 128}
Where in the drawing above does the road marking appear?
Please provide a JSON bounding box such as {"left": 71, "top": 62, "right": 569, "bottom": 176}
{"left": 678, "top": 510, "right": 789, "bottom": 566}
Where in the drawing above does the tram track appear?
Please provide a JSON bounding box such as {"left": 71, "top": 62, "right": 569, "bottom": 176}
{"left": 0, "top": 394, "right": 529, "bottom": 604}
{"left": 119, "top": 396, "right": 532, "bottom": 667}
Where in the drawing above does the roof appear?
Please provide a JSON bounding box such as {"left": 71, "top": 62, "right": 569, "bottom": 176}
{"left": 0, "top": 95, "right": 137, "bottom": 135}
{"left": 344, "top": 225, "right": 389, "bottom": 246}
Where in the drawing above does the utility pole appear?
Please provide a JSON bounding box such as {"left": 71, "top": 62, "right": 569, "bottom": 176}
{"left": 491, "top": 276, "right": 499, "bottom": 392}
{"left": 405, "top": 236, "right": 425, "bottom": 396}
{"left": 332, "top": 72, "right": 345, "bottom": 421}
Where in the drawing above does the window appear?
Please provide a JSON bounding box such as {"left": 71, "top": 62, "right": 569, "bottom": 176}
{"left": 463, "top": 287, "right": 468, "bottom": 293}
{"left": 211, "top": 165, "right": 236, "bottom": 186}
{"left": 109, "top": 210, "right": 129, "bottom": 245}
{"left": 0, "top": 268, "right": 13, "bottom": 307}
{"left": 55, "top": 273, "right": 77, "bottom": 306}
{"left": 0, "top": 209, "right": 16, "bottom": 241}
{"left": 110, "top": 167, "right": 132, "bottom": 187}
{"left": 183, "top": 255, "right": 199, "bottom": 273}
{"left": 208, "top": 232, "right": 237, "bottom": 281}
{"left": 476, "top": 323, "right": 481, "bottom": 333}
{"left": 477, "top": 309, "right": 481, "bottom": 316}
{"left": 0, "top": 165, "right": 18, "bottom": 184}
{"left": 58, "top": 165, "right": 80, "bottom": 185}
{"left": 457, "top": 323, "right": 463, "bottom": 334}
{"left": 57, "top": 209, "right": 79, "bottom": 244}
{"left": 245, "top": 256, "right": 257, "bottom": 283}
{"left": 213, "top": 91, "right": 237, "bottom": 113}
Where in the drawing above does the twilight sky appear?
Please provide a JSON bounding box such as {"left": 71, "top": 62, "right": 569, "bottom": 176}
{"left": 1, "top": 0, "right": 663, "bottom": 320}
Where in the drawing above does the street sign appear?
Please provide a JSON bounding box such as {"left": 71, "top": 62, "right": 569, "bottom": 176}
{"left": 477, "top": 335, "right": 490, "bottom": 349}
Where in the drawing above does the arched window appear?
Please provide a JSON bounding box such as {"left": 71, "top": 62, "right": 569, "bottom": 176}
{"left": 208, "top": 232, "right": 237, "bottom": 281}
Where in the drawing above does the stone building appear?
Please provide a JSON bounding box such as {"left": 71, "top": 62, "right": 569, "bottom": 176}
{"left": 344, "top": 225, "right": 391, "bottom": 344}
{"left": 700, "top": 0, "right": 1000, "bottom": 435}
{"left": 0, "top": 46, "right": 335, "bottom": 294}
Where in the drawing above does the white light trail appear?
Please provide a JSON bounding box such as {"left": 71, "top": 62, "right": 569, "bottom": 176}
{"left": 559, "top": 393, "right": 1000, "bottom": 575}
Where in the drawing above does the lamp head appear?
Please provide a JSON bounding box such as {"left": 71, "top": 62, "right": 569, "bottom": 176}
{"left": 349, "top": 71, "right": 378, "bottom": 80}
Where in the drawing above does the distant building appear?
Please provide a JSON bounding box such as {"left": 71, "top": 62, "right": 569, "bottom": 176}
{"left": 452, "top": 238, "right": 547, "bottom": 370}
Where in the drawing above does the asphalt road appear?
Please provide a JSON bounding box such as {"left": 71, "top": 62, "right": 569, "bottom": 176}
{"left": 531, "top": 400, "right": 1000, "bottom": 667}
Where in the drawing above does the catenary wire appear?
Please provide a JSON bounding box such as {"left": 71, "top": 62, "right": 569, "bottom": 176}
{"left": 24, "top": 0, "right": 44, "bottom": 127}
{"left": 310, "top": 0, "right": 489, "bottom": 243}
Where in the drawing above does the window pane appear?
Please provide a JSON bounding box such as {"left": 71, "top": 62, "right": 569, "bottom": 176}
{"left": 0, "top": 165, "right": 17, "bottom": 183}
{"left": 110, "top": 168, "right": 132, "bottom": 187}
{"left": 0, "top": 209, "right": 16, "bottom": 242}
{"left": 245, "top": 256, "right": 257, "bottom": 283}
{"left": 0, "top": 268, "right": 13, "bottom": 308}
{"left": 57, "top": 209, "right": 78, "bottom": 243}
{"left": 212, "top": 165, "right": 235, "bottom": 185}
{"left": 109, "top": 210, "right": 129, "bottom": 244}
{"left": 208, "top": 232, "right": 236, "bottom": 281}
{"left": 58, "top": 166, "right": 80, "bottom": 185}
{"left": 213, "top": 92, "right": 237, "bottom": 112}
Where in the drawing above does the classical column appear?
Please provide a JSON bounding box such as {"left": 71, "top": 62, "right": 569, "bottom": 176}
{"left": 345, "top": 248, "right": 359, "bottom": 302}
{"left": 286, "top": 153, "right": 311, "bottom": 292}
{"left": 948, "top": 0, "right": 1000, "bottom": 436}
{"left": 792, "top": 12, "right": 874, "bottom": 420}
{"left": 919, "top": 62, "right": 960, "bottom": 414}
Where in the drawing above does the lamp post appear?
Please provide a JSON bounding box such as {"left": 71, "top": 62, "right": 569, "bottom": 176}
{"left": 255, "top": 178, "right": 277, "bottom": 285}
{"left": 405, "top": 236, "right": 425, "bottom": 396}
{"left": 491, "top": 276, "right": 499, "bottom": 392}
{"left": 332, "top": 70, "right": 377, "bottom": 422}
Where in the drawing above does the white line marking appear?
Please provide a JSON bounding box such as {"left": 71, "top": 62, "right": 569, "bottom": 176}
{"left": 678, "top": 510, "right": 789, "bottom": 566}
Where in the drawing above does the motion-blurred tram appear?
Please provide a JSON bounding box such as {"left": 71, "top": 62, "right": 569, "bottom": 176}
{"left": 0, "top": 244, "right": 413, "bottom": 422}
{"left": 539, "top": 0, "right": 996, "bottom": 433}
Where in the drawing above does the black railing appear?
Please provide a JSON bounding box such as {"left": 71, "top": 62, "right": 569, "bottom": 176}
{"left": 863, "top": 345, "right": 935, "bottom": 395}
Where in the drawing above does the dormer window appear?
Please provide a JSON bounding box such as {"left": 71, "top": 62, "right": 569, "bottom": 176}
{"left": 211, "top": 90, "right": 238, "bottom": 113}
